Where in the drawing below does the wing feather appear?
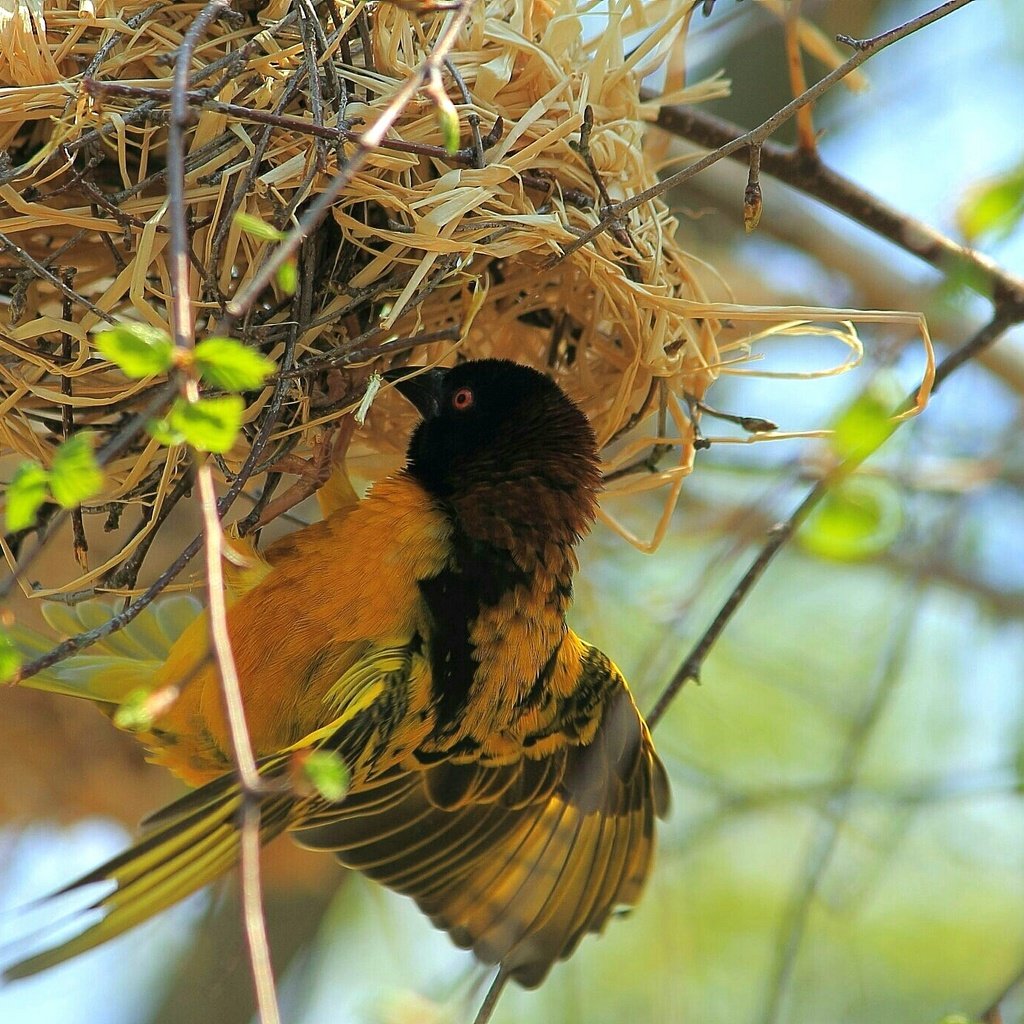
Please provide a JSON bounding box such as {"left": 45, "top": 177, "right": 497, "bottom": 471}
{"left": 294, "top": 678, "right": 668, "bottom": 987}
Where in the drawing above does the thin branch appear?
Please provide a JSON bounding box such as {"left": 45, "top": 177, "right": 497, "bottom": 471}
{"left": 196, "top": 463, "right": 279, "bottom": 1024}
{"left": 445, "top": 56, "right": 485, "bottom": 168}
{"left": 472, "top": 967, "right": 511, "bottom": 1024}
{"left": 554, "top": 0, "right": 977, "bottom": 262}
{"left": 167, "top": 6, "right": 279, "bottom": 1022}
{"left": 103, "top": 467, "right": 194, "bottom": 592}
{"left": 931, "top": 301, "right": 1023, "bottom": 392}
{"left": 646, "top": 103, "right": 1024, "bottom": 316}
{"left": 195, "top": 467, "right": 260, "bottom": 795}
{"left": 85, "top": 80, "right": 505, "bottom": 174}
{"left": 59, "top": 268, "right": 88, "bottom": 570}
{"left": 646, "top": 309, "right": 1018, "bottom": 730}
{"left": 0, "top": 382, "right": 178, "bottom": 603}
{"left": 782, "top": 0, "right": 816, "bottom": 155}
{"left": 167, "top": 0, "right": 229, "bottom": 349}
{"left": 0, "top": 231, "right": 116, "bottom": 324}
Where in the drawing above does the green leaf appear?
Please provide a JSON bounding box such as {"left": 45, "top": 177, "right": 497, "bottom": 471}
{"left": 435, "top": 92, "right": 460, "bottom": 155}
{"left": 957, "top": 164, "right": 1024, "bottom": 242}
{"left": 193, "top": 338, "right": 275, "bottom": 392}
{"left": 302, "top": 750, "right": 350, "bottom": 802}
{"left": 276, "top": 258, "right": 298, "bottom": 296}
{"left": 0, "top": 628, "right": 21, "bottom": 683}
{"left": 233, "top": 211, "right": 286, "bottom": 242}
{"left": 799, "top": 476, "right": 903, "bottom": 562}
{"left": 49, "top": 434, "right": 104, "bottom": 509}
{"left": 831, "top": 381, "right": 900, "bottom": 462}
{"left": 95, "top": 324, "right": 174, "bottom": 378}
{"left": 6, "top": 461, "right": 50, "bottom": 532}
{"left": 168, "top": 395, "right": 244, "bottom": 453}
{"left": 147, "top": 415, "right": 186, "bottom": 448}
{"left": 114, "top": 688, "right": 156, "bottom": 732}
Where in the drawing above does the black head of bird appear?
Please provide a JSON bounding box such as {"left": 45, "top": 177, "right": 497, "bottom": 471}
{"left": 387, "top": 360, "right": 602, "bottom": 549}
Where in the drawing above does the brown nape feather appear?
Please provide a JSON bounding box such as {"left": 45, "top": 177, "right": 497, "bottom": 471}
{"left": 401, "top": 359, "right": 603, "bottom": 555}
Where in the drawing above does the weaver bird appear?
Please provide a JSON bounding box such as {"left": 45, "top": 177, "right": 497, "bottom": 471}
{"left": 6, "top": 359, "right": 670, "bottom": 989}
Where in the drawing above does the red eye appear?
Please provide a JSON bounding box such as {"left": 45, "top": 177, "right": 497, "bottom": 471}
{"left": 451, "top": 386, "right": 474, "bottom": 411}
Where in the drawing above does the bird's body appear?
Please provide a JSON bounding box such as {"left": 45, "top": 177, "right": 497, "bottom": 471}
{"left": 8, "top": 360, "right": 669, "bottom": 988}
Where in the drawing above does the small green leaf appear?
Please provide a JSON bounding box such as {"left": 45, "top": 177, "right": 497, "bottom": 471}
{"left": 49, "top": 434, "right": 104, "bottom": 509}
{"left": 114, "top": 688, "right": 155, "bottom": 732}
{"left": 957, "top": 164, "right": 1024, "bottom": 242}
{"left": 435, "top": 92, "right": 460, "bottom": 155}
{"left": 831, "top": 381, "right": 900, "bottom": 462}
{"left": 799, "top": 477, "right": 903, "bottom": 562}
{"left": 233, "top": 211, "right": 286, "bottom": 242}
{"left": 147, "top": 415, "right": 187, "bottom": 447}
{"left": 193, "top": 338, "right": 275, "bottom": 392}
{"left": 168, "top": 395, "right": 244, "bottom": 453}
{"left": 276, "top": 258, "right": 298, "bottom": 296}
{"left": 0, "top": 628, "right": 21, "bottom": 683}
{"left": 302, "top": 750, "right": 350, "bottom": 802}
{"left": 95, "top": 324, "right": 174, "bottom": 378}
{"left": 6, "top": 461, "right": 50, "bottom": 532}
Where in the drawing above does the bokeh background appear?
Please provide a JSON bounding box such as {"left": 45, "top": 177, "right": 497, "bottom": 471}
{"left": 3, "top": 1, "right": 1024, "bottom": 1023}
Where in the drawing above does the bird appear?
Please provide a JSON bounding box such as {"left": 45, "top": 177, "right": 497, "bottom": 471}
{"left": 5, "top": 358, "right": 670, "bottom": 990}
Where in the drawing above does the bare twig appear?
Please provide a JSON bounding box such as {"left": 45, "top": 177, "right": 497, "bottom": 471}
{"left": 573, "top": 105, "right": 635, "bottom": 251}
{"left": 645, "top": 103, "right": 1024, "bottom": 316}
{"left": 196, "top": 463, "right": 278, "bottom": 1023}
{"left": 195, "top": 466, "right": 260, "bottom": 796}
{"left": 472, "top": 967, "right": 511, "bottom": 1024}
{"left": 1, "top": 382, "right": 178, "bottom": 603}
{"left": 167, "top": 0, "right": 229, "bottom": 348}
{"left": 0, "top": 231, "right": 116, "bottom": 324}
{"left": 646, "top": 307, "right": 1019, "bottom": 730}
{"left": 782, "top": 0, "right": 816, "bottom": 155}
{"left": 59, "top": 268, "right": 88, "bottom": 570}
{"left": 554, "top": 0, "right": 977, "bottom": 262}
{"left": 445, "top": 56, "right": 485, "bottom": 168}
{"left": 103, "top": 468, "right": 194, "bottom": 592}
{"left": 166, "top": 5, "right": 280, "bottom": 1021}
{"left": 53, "top": 12, "right": 299, "bottom": 162}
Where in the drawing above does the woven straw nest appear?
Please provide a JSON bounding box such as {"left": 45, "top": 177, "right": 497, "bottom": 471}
{"left": 0, "top": 0, "right": 909, "bottom": 597}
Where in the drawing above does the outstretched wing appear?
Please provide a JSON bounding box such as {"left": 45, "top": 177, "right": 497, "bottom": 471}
{"left": 3, "top": 640, "right": 428, "bottom": 981}
{"left": 296, "top": 676, "right": 670, "bottom": 988}
{"left": 10, "top": 595, "right": 203, "bottom": 705}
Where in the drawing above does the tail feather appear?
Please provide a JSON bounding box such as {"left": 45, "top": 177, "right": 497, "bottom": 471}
{"left": 4, "top": 761, "right": 294, "bottom": 981}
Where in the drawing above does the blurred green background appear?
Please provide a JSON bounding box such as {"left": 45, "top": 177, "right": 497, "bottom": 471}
{"left": 3, "top": 1, "right": 1024, "bottom": 1023}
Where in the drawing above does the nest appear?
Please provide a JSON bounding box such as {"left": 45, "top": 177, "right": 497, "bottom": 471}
{"left": 1, "top": 0, "right": 900, "bottom": 597}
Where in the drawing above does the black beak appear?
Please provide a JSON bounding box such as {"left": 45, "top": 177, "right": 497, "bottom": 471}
{"left": 382, "top": 366, "right": 449, "bottom": 419}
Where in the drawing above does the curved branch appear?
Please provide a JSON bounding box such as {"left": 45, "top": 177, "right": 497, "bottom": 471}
{"left": 645, "top": 100, "right": 1024, "bottom": 321}
{"left": 554, "top": 0, "right": 979, "bottom": 262}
